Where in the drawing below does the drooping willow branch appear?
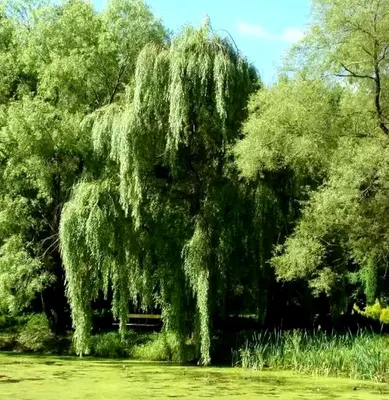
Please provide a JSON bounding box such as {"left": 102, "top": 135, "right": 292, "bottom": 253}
{"left": 60, "top": 20, "right": 256, "bottom": 365}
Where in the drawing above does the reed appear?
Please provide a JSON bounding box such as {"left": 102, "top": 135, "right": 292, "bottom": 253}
{"left": 232, "top": 329, "right": 389, "bottom": 382}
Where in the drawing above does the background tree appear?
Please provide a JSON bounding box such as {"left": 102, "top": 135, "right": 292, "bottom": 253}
{"left": 0, "top": 0, "right": 167, "bottom": 332}
{"left": 293, "top": 0, "right": 389, "bottom": 134}
{"left": 236, "top": 0, "right": 389, "bottom": 316}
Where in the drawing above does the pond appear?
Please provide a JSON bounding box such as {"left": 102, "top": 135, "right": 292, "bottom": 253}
{"left": 0, "top": 353, "right": 388, "bottom": 399}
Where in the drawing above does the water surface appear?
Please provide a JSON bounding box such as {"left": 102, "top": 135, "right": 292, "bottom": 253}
{"left": 0, "top": 354, "right": 388, "bottom": 399}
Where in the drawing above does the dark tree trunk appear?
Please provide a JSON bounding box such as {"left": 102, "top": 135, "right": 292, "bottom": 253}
{"left": 41, "top": 250, "right": 71, "bottom": 335}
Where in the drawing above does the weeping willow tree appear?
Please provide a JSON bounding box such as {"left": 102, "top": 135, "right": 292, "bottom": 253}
{"left": 60, "top": 20, "right": 258, "bottom": 365}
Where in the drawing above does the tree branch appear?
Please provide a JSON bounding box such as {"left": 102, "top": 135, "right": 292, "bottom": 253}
{"left": 362, "top": 45, "right": 374, "bottom": 58}
{"left": 349, "top": 21, "right": 375, "bottom": 40}
{"left": 108, "top": 62, "right": 128, "bottom": 105}
{"left": 336, "top": 63, "right": 376, "bottom": 80}
{"left": 371, "top": 14, "right": 389, "bottom": 135}
{"left": 378, "top": 45, "right": 389, "bottom": 64}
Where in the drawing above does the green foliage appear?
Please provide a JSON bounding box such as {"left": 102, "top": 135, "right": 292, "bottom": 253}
{"left": 235, "top": 0, "right": 389, "bottom": 315}
{"left": 87, "top": 331, "right": 195, "bottom": 362}
{"left": 0, "top": 4, "right": 19, "bottom": 104}
{"left": 17, "top": 313, "right": 54, "bottom": 352}
{"left": 233, "top": 330, "right": 389, "bottom": 382}
{"left": 61, "top": 18, "right": 257, "bottom": 365}
{"left": 271, "top": 135, "right": 389, "bottom": 304}
{"left": 131, "top": 332, "right": 195, "bottom": 363}
{"left": 89, "top": 332, "right": 129, "bottom": 358}
{"left": 2, "top": 0, "right": 389, "bottom": 370}
{"left": 235, "top": 78, "right": 344, "bottom": 180}
{"left": 290, "top": 0, "right": 389, "bottom": 135}
{"left": 0, "top": 313, "right": 73, "bottom": 353}
{"left": 0, "top": 236, "right": 52, "bottom": 313}
{"left": 0, "top": 0, "right": 167, "bottom": 332}
{"left": 60, "top": 180, "right": 140, "bottom": 354}
{"left": 0, "top": 332, "right": 18, "bottom": 350}
{"left": 354, "top": 300, "right": 389, "bottom": 325}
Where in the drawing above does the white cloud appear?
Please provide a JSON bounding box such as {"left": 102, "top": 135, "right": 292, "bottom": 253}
{"left": 237, "top": 21, "right": 304, "bottom": 43}
{"left": 280, "top": 27, "right": 304, "bottom": 43}
{"left": 237, "top": 21, "right": 274, "bottom": 40}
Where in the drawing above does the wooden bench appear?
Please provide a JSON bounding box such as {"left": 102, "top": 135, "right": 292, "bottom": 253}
{"left": 113, "top": 313, "right": 162, "bottom": 328}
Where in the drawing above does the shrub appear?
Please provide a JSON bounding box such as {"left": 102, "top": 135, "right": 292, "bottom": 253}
{"left": 131, "top": 332, "right": 173, "bottom": 361}
{"left": 17, "top": 314, "right": 54, "bottom": 352}
{"left": 130, "top": 332, "right": 195, "bottom": 363}
{"left": 380, "top": 308, "right": 389, "bottom": 324}
{"left": 89, "top": 332, "right": 129, "bottom": 358}
{"left": 0, "top": 332, "right": 18, "bottom": 350}
{"left": 0, "top": 314, "right": 28, "bottom": 331}
{"left": 88, "top": 331, "right": 195, "bottom": 362}
{"left": 354, "top": 299, "right": 389, "bottom": 325}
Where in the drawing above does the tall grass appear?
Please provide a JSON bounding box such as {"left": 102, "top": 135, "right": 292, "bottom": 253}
{"left": 232, "top": 330, "right": 389, "bottom": 382}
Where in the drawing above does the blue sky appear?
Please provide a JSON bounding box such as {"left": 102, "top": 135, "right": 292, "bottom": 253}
{"left": 93, "top": 0, "right": 311, "bottom": 84}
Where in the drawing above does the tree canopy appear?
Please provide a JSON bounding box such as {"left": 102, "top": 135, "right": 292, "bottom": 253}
{"left": 60, "top": 19, "right": 258, "bottom": 365}
{"left": 236, "top": 0, "right": 389, "bottom": 315}
{"left": 0, "top": 0, "right": 167, "bottom": 331}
